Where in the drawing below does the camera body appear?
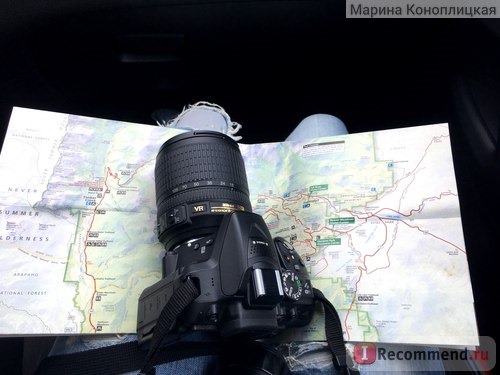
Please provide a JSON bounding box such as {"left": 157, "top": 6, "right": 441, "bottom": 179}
{"left": 137, "top": 210, "right": 314, "bottom": 342}
{"left": 137, "top": 131, "right": 315, "bottom": 344}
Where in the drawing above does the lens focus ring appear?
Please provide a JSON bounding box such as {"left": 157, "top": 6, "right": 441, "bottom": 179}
{"left": 155, "top": 131, "right": 252, "bottom": 247}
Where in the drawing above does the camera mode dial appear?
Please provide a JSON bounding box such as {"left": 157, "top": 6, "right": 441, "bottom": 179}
{"left": 274, "top": 237, "right": 312, "bottom": 302}
{"left": 282, "top": 270, "right": 303, "bottom": 301}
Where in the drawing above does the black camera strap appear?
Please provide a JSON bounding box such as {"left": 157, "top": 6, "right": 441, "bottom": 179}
{"left": 139, "top": 276, "right": 201, "bottom": 374}
{"left": 35, "top": 340, "right": 224, "bottom": 375}
{"left": 313, "top": 288, "right": 360, "bottom": 375}
{"left": 35, "top": 277, "right": 202, "bottom": 375}
{"left": 35, "top": 280, "right": 359, "bottom": 375}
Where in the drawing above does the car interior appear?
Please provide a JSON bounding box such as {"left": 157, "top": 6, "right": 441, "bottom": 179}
{"left": 0, "top": 1, "right": 498, "bottom": 373}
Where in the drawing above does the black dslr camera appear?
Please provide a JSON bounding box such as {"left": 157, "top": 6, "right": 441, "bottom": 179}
{"left": 137, "top": 131, "right": 315, "bottom": 343}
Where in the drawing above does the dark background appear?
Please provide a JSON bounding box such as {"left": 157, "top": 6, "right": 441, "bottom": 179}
{"left": 1, "top": 1, "right": 498, "bottom": 373}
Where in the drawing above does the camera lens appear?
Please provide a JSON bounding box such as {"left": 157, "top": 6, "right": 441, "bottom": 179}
{"left": 155, "top": 130, "right": 252, "bottom": 249}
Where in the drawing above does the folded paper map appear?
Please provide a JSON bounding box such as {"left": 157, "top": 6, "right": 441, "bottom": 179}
{"left": 0, "top": 107, "right": 479, "bottom": 347}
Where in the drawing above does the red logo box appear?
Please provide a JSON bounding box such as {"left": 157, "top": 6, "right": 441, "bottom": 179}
{"left": 353, "top": 342, "right": 377, "bottom": 364}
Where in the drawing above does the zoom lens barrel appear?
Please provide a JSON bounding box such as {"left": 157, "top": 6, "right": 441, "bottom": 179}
{"left": 155, "top": 130, "right": 252, "bottom": 249}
